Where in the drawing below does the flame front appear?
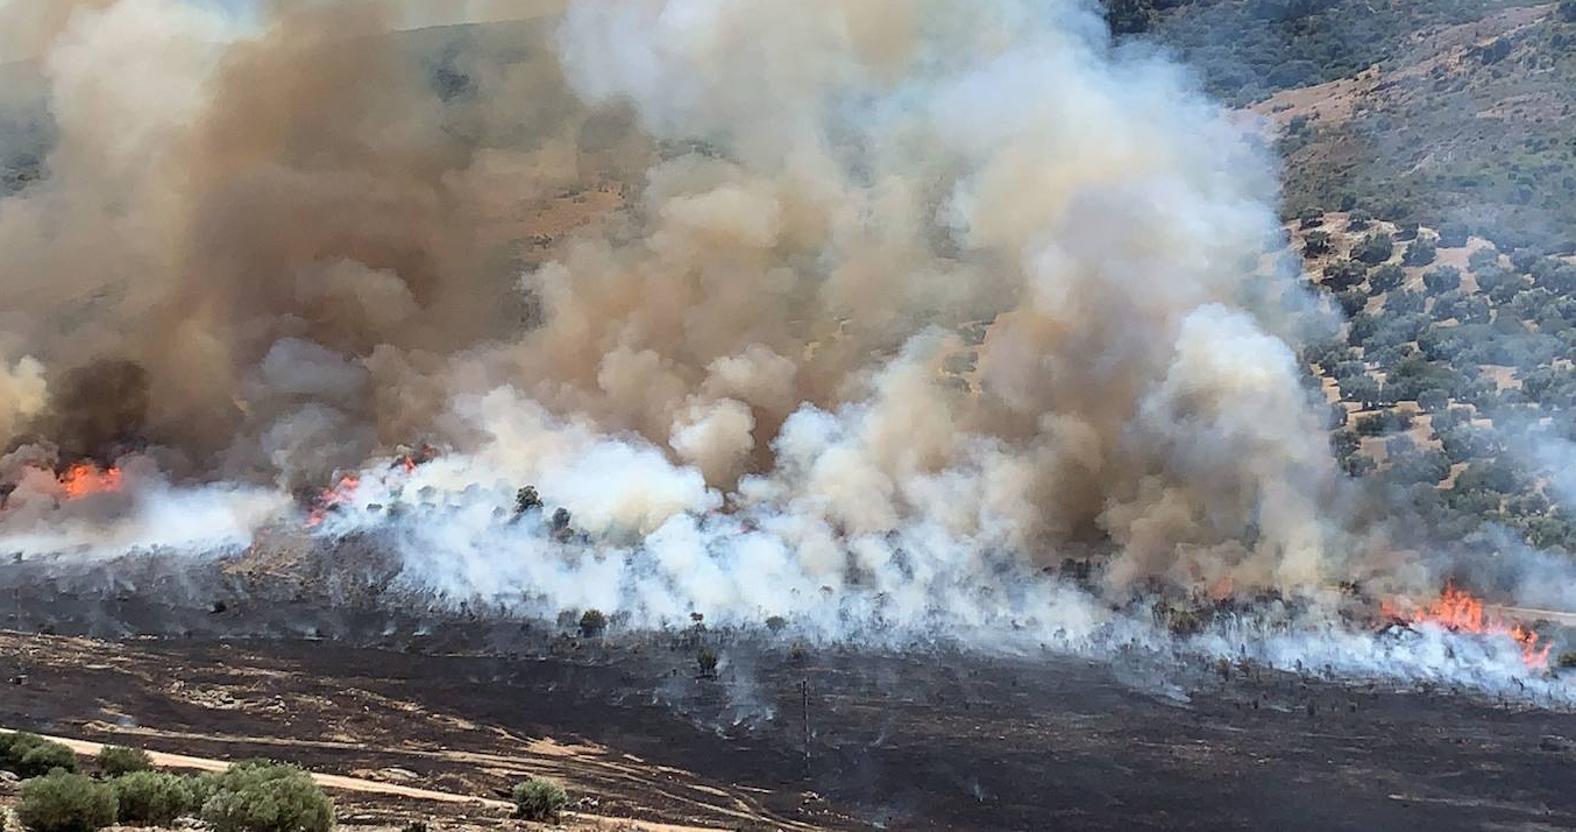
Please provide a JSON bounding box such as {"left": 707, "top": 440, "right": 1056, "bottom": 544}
{"left": 58, "top": 463, "right": 122, "bottom": 499}
{"left": 1384, "top": 583, "right": 1552, "bottom": 669}
{"left": 305, "top": 474, "right": 361, "bottom": 528}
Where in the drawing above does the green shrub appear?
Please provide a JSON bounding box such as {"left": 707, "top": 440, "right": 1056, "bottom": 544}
{"left": 3, "top": 734, "right": 79, "bottom": 777}
{"left": 199, "top": 761, "right": 333, "bottom": 832}
{"left": 17, "top": 772, "right": 118, "bottom": 832}
{"left": 511, "top": 779, "right": 568, "bottom": 821}
{"left": 112, "top": 771, "right": 193, "bottom": 826}
{"left": 696, "top": 648, "right": 719, "bottom": 678}
{"left": 96, "top": 746, "right": 152, "bottom": 777}
{"left": 578, "top": 609, "right": 607, "bottom": 638}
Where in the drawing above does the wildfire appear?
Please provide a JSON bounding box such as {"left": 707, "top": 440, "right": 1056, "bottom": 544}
{"left": 305, "top": 473, "right": 360, "bottom": 528}
{"left": 57, "top": 462, "right": 122, "bottom": 499}
{"left": 393, "top": 443, "right": 438, "bottom": 473}
{"left": 1382, "top": 582, "right": 1552, "bottom": 669}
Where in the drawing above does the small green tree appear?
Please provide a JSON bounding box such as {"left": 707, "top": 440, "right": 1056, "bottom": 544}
{"left": 96, "top": 746, "right": 152, "bottom": 777}
{"left": 511, "top": 779, "right": 568, "bottom": 821}
{"left": 17, "top": 772, "right": 118, "bottom": 832}
{"left": 112, "top": 772, "right": 193, "bottom": 827}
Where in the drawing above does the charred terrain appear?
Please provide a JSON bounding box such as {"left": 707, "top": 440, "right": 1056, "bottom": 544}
{"left": 4, "top": 621, "right": 1576, "bottom": 831}
{"left": 0, "top": 551, "right": 1574, "bottom": 830}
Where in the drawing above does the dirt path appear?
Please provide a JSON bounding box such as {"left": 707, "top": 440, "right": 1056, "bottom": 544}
{"left": 1, "top": 730, "right": 731, "bottom": 832}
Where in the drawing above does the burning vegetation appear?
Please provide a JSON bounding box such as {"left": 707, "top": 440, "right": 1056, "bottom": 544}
{"left": 0, "top": 0, "right": 1572, "bottom": 707}
{"left": 56, "top": 462, "right": 122, "bottom": 501}
{"left": 1382, "top": 583, "right": 1554, "bottom": 669}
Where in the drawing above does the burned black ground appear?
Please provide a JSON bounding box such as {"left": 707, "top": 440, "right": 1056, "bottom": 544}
{"left": 0, "top": 553, "right": 1574, "bottom": 830}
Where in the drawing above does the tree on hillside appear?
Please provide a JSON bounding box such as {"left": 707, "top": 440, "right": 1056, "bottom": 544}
{"left": 1323, "top": 259, "right": 1368, "bottom": 291}
{"left": 1439, "top": 221, "right": 1471, "bottom": 248}
{"left": 1402, "top": 236, "right": 1437, "bottom": 267}
{"left": 1303, "top": 230, "right": 1331, "bottom": 257}
{"left": 1370, "top": 263, "right": 1405, "bottom": 293}
{"left": 1352, "top": 231, "right": 1396, "bottom": 265}
{"left": 1423, "top": 265, "right": 1461, "bottom": 294}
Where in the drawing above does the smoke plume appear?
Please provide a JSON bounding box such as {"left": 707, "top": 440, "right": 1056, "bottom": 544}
{"left": 0, "top": 0, "right": 1559, "bottom": 694}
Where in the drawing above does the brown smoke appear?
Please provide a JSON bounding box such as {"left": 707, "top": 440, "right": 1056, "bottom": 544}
{"left": 1, "top": 0, "right": 1394, "bottom": 602}
{"left": 0, "top": 0, "right": 621, "bottom": 485}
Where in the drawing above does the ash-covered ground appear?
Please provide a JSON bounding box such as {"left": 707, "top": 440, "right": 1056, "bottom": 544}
{"left": 2, "top": 549, "right": 1575, "bottom": 831}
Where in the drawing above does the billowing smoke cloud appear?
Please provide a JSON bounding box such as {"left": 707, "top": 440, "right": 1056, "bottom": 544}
{"left": 0, "top": 0, "right": 1559, "bottom": 694}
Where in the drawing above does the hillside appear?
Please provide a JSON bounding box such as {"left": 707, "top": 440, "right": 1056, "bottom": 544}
{"left": 1283, "top": 209, "right": 1576, "bottom": 560}
{"left": 1132, "top": 0, "right": 1576, "bottom": 252}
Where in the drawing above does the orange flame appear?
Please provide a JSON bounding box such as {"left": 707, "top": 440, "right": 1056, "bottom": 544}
{"left": 305, "top": 473, "right": 360, "bottom": 528}
{"left": 393, "top": 444, "right": 438, "bottom": 473}
{"left": 1383, "top": 582, "right": 1552, "bottom": 669}
{"left": 58, "top": 463, "right": 122, "bottom": 499}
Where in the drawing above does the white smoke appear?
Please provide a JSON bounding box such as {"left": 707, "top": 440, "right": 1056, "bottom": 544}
{"left": 0, "top": 0, "right": 1566, "bottom": 701}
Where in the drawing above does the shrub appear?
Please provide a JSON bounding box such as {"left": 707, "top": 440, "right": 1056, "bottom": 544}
{"left": 696, "top": 648, "right": 719, "bottom": 678}
{"left": 96, "top": 746, "right": 152, "bottom": 777}
{"left": 511, "top": 779, "right": 568, "bottom": 821}
{"left": 199, "top": 761, "right": 333, "bottom": 832}
{"left": 3, "top": 734, "right": 79, "bottom": 777}
{"left": 577, "top": 609, "right": 607, "bottom": 639}
{"left": 17, "top": 772, "right": 118, "bottom": 832}
{"left": 112, "top": 772, "right": 193, "bottom": 827}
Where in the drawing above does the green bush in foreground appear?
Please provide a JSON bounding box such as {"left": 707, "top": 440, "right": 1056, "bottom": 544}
{"left": 96, "top": 745, "right": 153, "bottom": 777}
{"left": 112, "top": 771, "right": 194, "bottom": 826}
{"left": 2, "top": 733, "right": 79, "bottom": 777}
{"left": 17, "top": 772, "right": 118, "bottom": 832}
{"left": 199, "top": 761, "right": 333, "bottom": 832}
{"left": 512, "top": 778, "right": 568, "bottom": 821}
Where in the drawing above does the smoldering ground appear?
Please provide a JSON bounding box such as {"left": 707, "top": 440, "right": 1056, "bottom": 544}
{"left": 0, "top": 0, "right": 1567, "bottom": 697}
